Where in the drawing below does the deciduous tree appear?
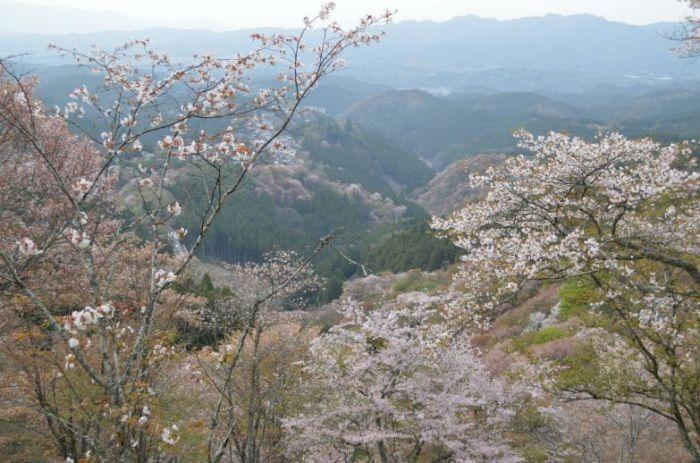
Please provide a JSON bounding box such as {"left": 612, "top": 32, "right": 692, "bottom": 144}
{"left": 285, "top": 293, "right": 528, "bottom": 462}
{"left": 434, "top": 131, "right": 700, "bottom": 461}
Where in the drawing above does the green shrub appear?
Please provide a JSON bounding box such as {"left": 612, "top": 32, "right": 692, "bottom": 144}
{"left": 513, "top": 326, "right": 569, "bottom": 351}
{"left": 532, "top": 326, "right": 568, "bottom": 345}
{"left": 557, "top": 277, "right": 599, "bottom": 320}
{"left": 391, "top": 270, "right": 440, "bottom": 295}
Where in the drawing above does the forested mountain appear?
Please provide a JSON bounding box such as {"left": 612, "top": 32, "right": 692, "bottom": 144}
{"left": 342, "top": 84, "right": 700, "bottom": 168}
{"left": 297, "top": 116, "right": 432, "bottom": 196}
{"left": 342, "top": 90, "right": 600, "bottom": 167}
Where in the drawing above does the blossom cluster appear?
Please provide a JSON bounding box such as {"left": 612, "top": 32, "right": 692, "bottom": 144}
{"left": 155, "top": 269, "right": 176, "bottom": 288}
{"left": 285, "top": 294, "right": 528, "bottom": 462}
{"left": 16, "top": 237, "right": 42, "bottom": 255}
{"left": 64, "top": 228, "right": 91, "bottom": 248}
{"left": 64, "top": 303, "right": 114, "bottom": 332}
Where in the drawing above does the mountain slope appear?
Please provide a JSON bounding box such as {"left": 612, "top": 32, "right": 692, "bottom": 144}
{"left": 342, "top": 90, "right": 601, "bottom": 168}
{"left": 413, "top": 154, "right": 507, "bottom": 216}
{"left": 297, "top": 116, "right": 433, "bottom": 198}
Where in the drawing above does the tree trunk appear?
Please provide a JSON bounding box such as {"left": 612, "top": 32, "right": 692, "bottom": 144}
{"left": 245, "top": 325, "right": 262, "bottom": 463}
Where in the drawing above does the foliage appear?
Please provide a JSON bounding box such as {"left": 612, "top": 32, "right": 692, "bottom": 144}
{"left": 556, "top": 277, "right": 598, "bottom": 321}
{"left": 512, "top": 327, "right": 569, "bottom": 352}
{"left": 366, "top": 220, "right": 461, "bottom": 274}
{"left": 171, "top": 167, "right": 376, "bottom": 263}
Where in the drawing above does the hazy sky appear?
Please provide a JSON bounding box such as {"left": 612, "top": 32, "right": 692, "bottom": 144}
{"left": 17, "top": 0, "right": 694, "bottom": 29}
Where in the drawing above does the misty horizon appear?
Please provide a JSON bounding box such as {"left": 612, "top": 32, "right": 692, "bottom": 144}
{"left": 0, "top": 0, "right": 693, "bottom": 35}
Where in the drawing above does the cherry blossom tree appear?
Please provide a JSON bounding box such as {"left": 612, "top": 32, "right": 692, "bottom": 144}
{"left": 433, "top": 131, "right": 700, "bottom": 461}
{"left": 679, "top": 0, "right": 700, "bottom": 56}
{"left": 285, "top": 293, "right": 528, "bottom": 462}
{"left": 0, "top": 3, "right": 392, "bottom": 461}
{"left": 194, "top": 250, "right": 322, "bottom": 463}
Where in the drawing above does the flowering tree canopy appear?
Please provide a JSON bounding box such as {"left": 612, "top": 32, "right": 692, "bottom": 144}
{"left": 433, "top": 131, "right": 700, "bottom": 460}
{"left": 285, "top": 293, "right": 528, "bottom": 462}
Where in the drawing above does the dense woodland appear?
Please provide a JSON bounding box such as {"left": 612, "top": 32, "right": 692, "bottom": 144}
{"left": 1, "top": 1, "right": 700, "bottom": 462}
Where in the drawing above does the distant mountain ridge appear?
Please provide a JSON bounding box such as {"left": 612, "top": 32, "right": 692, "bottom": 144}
{"left": 1, "top": 10, "right": 697, "bottom": 92}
